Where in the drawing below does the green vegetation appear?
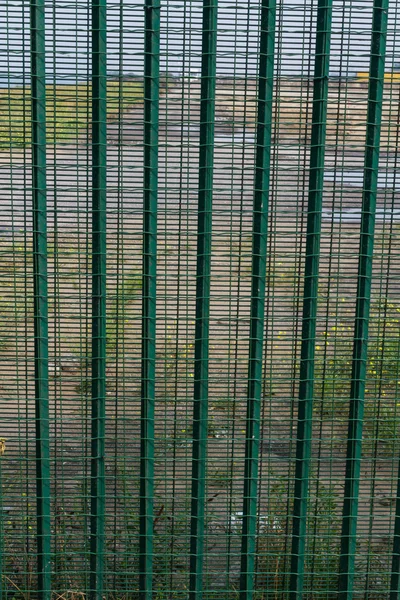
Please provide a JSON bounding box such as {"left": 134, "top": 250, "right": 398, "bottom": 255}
{"left": 232, "top": 235, "right": 297, "bottom": 289}
{"left": 254, "top": 472, "right": 341, "bottom": 599}
{"left": 313, "top": 297, "right": 400, "bottom": 454}
{"left": 0, "top": 241, "right": 33, "bottom": 350}
{"left": 0, "top": 233, "right": 398, "bottom": 598}
{"left": 106, "top": 270, "right": 142, "bottom": 355}
{"left": 0, "top": 79, "right": 143, "bottom": 148}
{"left": 1, "top": 465, "right": 391, "bottom": 599}
{"left": 272, "top": 290, "right": 400, "bottom": 456}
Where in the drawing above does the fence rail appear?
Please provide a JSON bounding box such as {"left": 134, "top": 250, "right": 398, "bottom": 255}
{"left": 1, "top": 0, "right": 400, "bottom": 598}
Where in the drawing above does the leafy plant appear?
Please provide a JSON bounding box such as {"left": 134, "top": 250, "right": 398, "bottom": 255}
{"left": 0, "top": 240, "right": 34, "bottom": 350}
{"left": 156, "top": 322, "right": 194, "bottom": 402}
{"left": 254, "top": 471, "right": 340, "bottom": 599}
{"left": 313, "top": 297, "right": 400, "bottom": 454}
{"left": 106, "top": 270, "right": 142, "bottom": 356}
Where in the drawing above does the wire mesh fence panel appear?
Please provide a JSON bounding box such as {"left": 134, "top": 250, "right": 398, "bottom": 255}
{"left": 1, "top": 0, "right": 400, "bottom": 599}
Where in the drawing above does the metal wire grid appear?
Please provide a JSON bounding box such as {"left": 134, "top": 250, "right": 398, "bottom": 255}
{"left": 0, "top": 0, "right": 400, "bottom": 599}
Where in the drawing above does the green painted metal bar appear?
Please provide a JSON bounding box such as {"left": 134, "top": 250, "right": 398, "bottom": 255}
{"left": 238, "top": 1, "right": 276, "bottom": 597}
{"left": 139, "top": 0, "right": 160, "bottom": 597}
{"left": 30, "top": 2, "right": 51, "bottom": 597}
{"left": 289, "top": 1, "right": 332, "bottom": 597}
{"left": 189, "top": 0, "right": 218, "bottom": 597}
{"left": 90, "top": 0, "right": 107, "bottom": 597}
{"left": 338, "top": 2, "right": 388, "bottom": 596}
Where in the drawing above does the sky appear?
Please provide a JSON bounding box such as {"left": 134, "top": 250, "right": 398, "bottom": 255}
{"left": 0, "top": 0, "right": 399, "bottom": 84}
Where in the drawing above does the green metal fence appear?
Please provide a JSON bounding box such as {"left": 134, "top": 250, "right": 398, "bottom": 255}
{"left": 1, "top": 0, "right": 400, "bottom": 598}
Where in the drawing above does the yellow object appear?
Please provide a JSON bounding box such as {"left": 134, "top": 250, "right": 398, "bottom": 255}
{"left": 0, "top": 439, "right": 5, "bottom": 456}
{"left": 357, "top": 72, "right": 400, "bottom": 81}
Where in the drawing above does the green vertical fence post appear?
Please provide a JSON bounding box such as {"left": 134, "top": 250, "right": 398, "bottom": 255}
{"left": 30, "top": 1, "right": 51, "bottom": 597}
{"left": 90, "top": 0, "right": 107, "bottom": 597}
{"left": 139, "top": 0, "right": 160, "bottom": 597}
{"left": 238, "top": 0, "right": 276, "bottom": 598}
{"left": 289, "top": 1, "right": 332, "bottom": 597}
{"left": 189, "top": 0, "right": 218, "bottom": 597}
{"left": 338, "top": 1, "right": 388, "bottom": 597}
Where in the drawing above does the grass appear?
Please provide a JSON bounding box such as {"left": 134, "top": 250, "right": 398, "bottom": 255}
{"left": 0, "top": 79, "right": 144, "bottom": 148}
{"left": 0, "top": 232, "right": 397, "bottom": 597}
{"left": 0, "top": 240, "right": 33, "bottom": 349}
{"left": 312, "top": 297, "right": 400, "bottom": 454}
{"left": 106, "top": 270, "right": 142, "bottom": 356}
{"left": 253, "top": 471, "right": 342, "bottom": 599}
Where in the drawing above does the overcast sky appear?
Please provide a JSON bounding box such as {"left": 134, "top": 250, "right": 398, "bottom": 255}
{"left": 1, "top": 0, "right": 399, "bottom": 84}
